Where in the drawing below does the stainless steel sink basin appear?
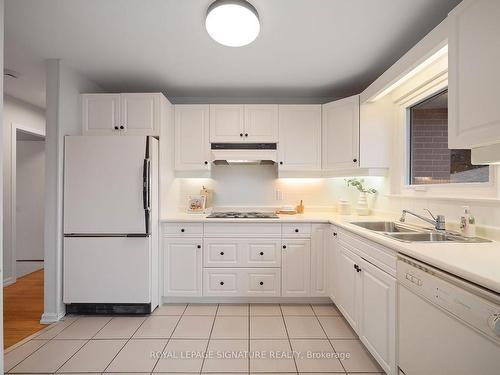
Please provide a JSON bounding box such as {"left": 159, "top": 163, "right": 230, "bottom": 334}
{"left": 385, "top": 232, "right": 491, "bottom": 243}
{"left": 350, "top": 221, "right": 417, "bottom": 233}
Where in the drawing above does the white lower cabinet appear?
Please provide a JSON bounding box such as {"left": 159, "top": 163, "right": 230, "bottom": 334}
{"left": 327, "top": 226, "right": 339, "bottom": 303}
{"left": 162, "top": 238, "right": 202, "bottom": 297}
{"left": 281, "top": 239, "right": 311, "bottom": 297}
{"left": 333, "top": 232, "right": 396, "bottom": 375}
{"left": 310, "top": 224, "right": 329, "bottom": 297}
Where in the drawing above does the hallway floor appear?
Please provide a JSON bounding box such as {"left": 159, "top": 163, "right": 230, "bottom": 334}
{"left": 4, "top": 303, "right": 385, "bottom": 374}
{"left": 3, "top": 269, "right": 45, "bottom": 349}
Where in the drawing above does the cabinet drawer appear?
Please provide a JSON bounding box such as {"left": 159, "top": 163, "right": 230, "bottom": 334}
{"left": 203, "top": 269, "right": 240, "bottom": 296}
{"left": 247, "top": 239, "right": 281, "bottom": 267}
{"left": 203, "top": 268, "right": 281, "bottom": 297}
{"left": 204, "top": 223, "right": 281, "bottom": 237}
{"left": 246, "top": 269, "right": 281, "bottom": 296}
{"left": 204, "top": 239, "right": 242, "bottom": 267}
{"left": 162, "top": 222, "right": 203, "bottom": 237}
{"left": 282, "top": 223, "right": 312, "bottom": 237}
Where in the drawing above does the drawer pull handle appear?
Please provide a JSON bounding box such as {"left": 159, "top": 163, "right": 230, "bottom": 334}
{"left": 181, "top": 228, "right": 185, "bottom": 233}
{"left": 259, "top": 281, "right": 264, "bottom": 286}
{"left": 220, "top": 251, "right": 224, "bottom": 255}
{"left": 220, "top": 281, "right": 224, "bottom": 286}
{"left": 259, "top": 251, "right": 264, "bottom": 256}
{"left": 295, "top": 229, "right": 299, "bottom": 233}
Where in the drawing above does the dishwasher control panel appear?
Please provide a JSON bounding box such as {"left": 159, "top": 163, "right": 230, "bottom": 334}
{"left": 397, "top": 257, "right": 500, "bottom": 344}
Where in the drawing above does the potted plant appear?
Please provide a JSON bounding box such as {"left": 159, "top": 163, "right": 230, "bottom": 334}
{"left": 345, "top": 178, "right": 377, "bottom": 215}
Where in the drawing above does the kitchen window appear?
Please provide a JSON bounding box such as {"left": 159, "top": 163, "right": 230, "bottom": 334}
{"left": 408, "top": 89, "right": 489, "bottom": 185}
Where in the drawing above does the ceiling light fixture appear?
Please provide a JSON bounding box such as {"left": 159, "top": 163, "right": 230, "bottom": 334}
{"left": 206, "top": 0, "right": 260, "bottom": 47}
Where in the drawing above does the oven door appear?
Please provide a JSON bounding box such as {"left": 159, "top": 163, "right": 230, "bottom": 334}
{"left": 398, "top": 283, "right": 500, "bottom": 375}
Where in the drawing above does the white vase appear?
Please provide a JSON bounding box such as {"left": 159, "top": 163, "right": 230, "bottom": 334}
{"left": 356, "top": 192, "right": 370, "bottom": 216}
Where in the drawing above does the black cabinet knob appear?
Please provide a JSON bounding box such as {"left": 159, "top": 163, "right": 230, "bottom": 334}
{"left": 204, "top": 161, "right": 208, "bottom": 165}
{"left": 245, "top": 133, "right": 248, "bottom": 137}
{"left": 240, "top": 133, "right": 243, "bottom": 137}
{"left": 197, "top": 245, "right": 201, "bottom": 249}
{"left": 259, "top": 281, "right": 264, "bottom": 286}
{"left": 333, "top": 232, "right": 337, "bottom": 236}
{"left": 220, "top": 251, "right": 224, "bottom": 256}
{"left": 353, "top": 158, "right": 358, "bottom": 163}
{"left": 259, "top": 251, "right": 264, "bottom": 256}
{"left": 120, "top": 125, "right": 125, "bottom": 130}
{"left": 354, "top": 264, "right": 358, "bottom": 271}
{"left": 279, "top": 161, "right": 283, "bottom": 165}
{"left": 220, "top": 281, "right": 224, "bottom": 286}
{"left": 114, "top": 126, "right": 119, "bottom": 130}
{"left": 181, "top": 228, "right": 185, "bottom": 232}
{"left": 282, "top": 245, "right": 287, "bottom": 249}
{"left": 295, "top": 229, "right": 299, "bottom": 233}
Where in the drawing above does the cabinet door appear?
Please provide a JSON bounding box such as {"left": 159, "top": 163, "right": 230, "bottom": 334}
{"left": 174, "top": 105, "right": 210, "bottom": 171}
{"left": 449, "top": 0, "right": 500, "bottom": 149}
{"left": 163, "top": 238, "right": 202, "bottom": 296}
{"left": 358, "top": 258, "right": 396, "bottom": 375}
{"left": 310, "top": 224, "right": 329, "bottom": 297}
{"left": 210, "top": 105, "right": 245, "bottom": 142}
{"left": 322, "top": 95, "right": 359, "bottom": 170}
{"left": 82, "top": 94, "right": 121, "bottom": 135}
{"left": 121, "top": 93, "right": 160, "bottom": 135}
{"left": 278, "top": 105, "right": 321, "bottom": 170}
{"left": 327, "top": 227, "right": 339, "bottom": 303}
{"left": 336, "top": 243, "right": 360, "bottom": 331}
{"left": 244, "top": 105, "right": 279, "bottom": 142}
{"left": 281, "top": 239, "right": 311, "bottom": 297}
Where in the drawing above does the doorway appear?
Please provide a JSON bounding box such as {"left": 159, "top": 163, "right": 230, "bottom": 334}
{"left": 3, "top": 126, "right": 46, "bottom": 348}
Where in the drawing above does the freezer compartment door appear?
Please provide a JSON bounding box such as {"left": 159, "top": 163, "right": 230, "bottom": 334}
{"left": 63, "top": 237, "right": 151, "bottom": 304}
{"left": 64, "top": 136, "right": 150, "bottom": 234}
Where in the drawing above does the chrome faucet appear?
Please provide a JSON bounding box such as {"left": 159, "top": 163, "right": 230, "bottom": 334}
{"left": 400, "top": 209, "right": 446, "bottom": 231}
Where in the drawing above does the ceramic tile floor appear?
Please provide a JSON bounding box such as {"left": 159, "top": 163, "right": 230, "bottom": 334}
{"left": 4, "top": 303, "right": 385, "bottom": 374}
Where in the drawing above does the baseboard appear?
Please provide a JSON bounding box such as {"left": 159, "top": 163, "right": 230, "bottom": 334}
{"left": 40, "top": 311, "right": 65, "bottom": 324}
{"left": 162, "top": 296, "right": 332, "bottom": 304}
{"left": 3, "top": 277, "right": 15, "bottom": 287}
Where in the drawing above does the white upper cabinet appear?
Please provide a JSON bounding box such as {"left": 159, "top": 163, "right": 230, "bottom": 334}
{"left": 120, "top": 93, "right": 160, "bottom": 135}
{"left": 278, "top": 105, "right": 322, "bottom": 171}
{"left": 174, "top": 105, "right": 210, "bottom": 171}
{"left": 210, "top": 105, "right": 245, "bottom": 142}
{"left": 82, "top": 94, "right": 121, "bottom": 134}
{"left": 322, "top": 95, "right": 360, "bottom": 170}
{"left": 209, "top": 104, "right": 278, "bottom": 143}
{"left": 449, "top": 0, "right": 500, "bottom": 149}
{"left": 244, "top": 105, "right": 279, "bottom": 142}
{"left": 82, "top": 93, "right": 164, "bottom": 136}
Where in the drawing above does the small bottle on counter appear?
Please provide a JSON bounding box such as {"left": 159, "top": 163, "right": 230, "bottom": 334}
{"left": 460, "top": 206, "right": 476, "bottom": 238}
{"left": 296, "top": 200, "right": 304, "bottom": 214}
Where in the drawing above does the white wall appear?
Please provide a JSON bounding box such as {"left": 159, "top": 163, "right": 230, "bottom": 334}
{"left": 16, "top": 139, "right": 45, "bottom": 277}
{"left": 43, "top": 59, "right": 104, "bottom": 323}
{"left": 2, "top": 96, "right": 45, "bottom": 284}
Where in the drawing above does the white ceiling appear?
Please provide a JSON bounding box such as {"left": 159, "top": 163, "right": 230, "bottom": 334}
{"left": 4, "top": 0, "right": 461, "bottom": 108}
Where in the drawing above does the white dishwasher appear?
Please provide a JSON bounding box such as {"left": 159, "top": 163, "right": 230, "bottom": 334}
{"left": 397, "top": 256, "right": 500, "bottom": 375}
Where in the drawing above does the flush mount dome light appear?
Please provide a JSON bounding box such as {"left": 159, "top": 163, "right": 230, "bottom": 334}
{"left": 206, "top": 0, "right": 260, "bottom": 47}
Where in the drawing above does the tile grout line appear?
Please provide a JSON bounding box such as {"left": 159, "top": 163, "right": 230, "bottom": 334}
{"left": 101, "top": 315, "right": 151, "bottom": 374}
{"left": 312, "top": 304, "right": 348, "bottom": 374}
{"left": 150, "top": 307, "right": 187, "bottom": 374}
{"left": 6, "top": 316, "right": 82, "bottom": 373}
{"left": 279, "top": 304, "right": 299, "bottom": 375}
{"left": 199, "top": 303, "right": 219, "bottom": 375}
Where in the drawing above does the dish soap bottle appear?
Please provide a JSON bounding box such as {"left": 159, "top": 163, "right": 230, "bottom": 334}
{"left": 460, "top": 206, "right": 476, "bottom": 238}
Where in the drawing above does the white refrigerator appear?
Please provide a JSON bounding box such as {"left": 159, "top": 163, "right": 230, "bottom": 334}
{"left": 63, "top": 136, "right": 159, "bottom": 313}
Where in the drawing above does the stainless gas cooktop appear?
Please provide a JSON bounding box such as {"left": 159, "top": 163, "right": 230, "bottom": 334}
{"left": 207, "top": 211, "right": 279, "bottom": 219}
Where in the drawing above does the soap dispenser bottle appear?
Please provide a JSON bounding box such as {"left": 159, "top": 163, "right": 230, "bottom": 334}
{"left": 460, "top": 206, "right": 476, "bottom": 238}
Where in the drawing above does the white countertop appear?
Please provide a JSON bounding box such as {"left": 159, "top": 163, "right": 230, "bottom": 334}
{"left": 161, "top": 212, "right": 500, "bottom": 294}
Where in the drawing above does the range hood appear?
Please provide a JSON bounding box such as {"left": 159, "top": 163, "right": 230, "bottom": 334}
{"left": 211, "top": 143, "right": 277, "bottom": 165}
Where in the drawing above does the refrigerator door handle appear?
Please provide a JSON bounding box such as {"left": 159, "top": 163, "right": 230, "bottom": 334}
{"left": 142, "top": 158, "right": 151, "bottom": 210}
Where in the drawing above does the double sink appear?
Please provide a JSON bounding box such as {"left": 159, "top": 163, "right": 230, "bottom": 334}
{"left": 350, "top": 221, "right": 490, "bottom": 243}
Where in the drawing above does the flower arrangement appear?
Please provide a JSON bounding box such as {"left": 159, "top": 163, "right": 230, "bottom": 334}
{"left": 345, "top": 178, "right": 377, "bottom": 194}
